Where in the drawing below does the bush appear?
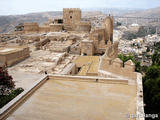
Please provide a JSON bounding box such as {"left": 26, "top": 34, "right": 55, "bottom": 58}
{"left": 143, "top": 65, "right": 160, "bottom": 119}
{"left": 118, "top": 54, "right": 141, "bottom": 72}
{"left": 152, "top": 51, "right": 160, "bottom": 66}
{"left": 0, "top": 87, "right": 24, "bottom": 108}
{"left": 0, "top": 67, "right": 24, "bottom": 108}
{"left": 143, "top": 50, "right": 160, "bottom": 120}
{"left": 0, "top": 67, "right": 15, "bottom": 95}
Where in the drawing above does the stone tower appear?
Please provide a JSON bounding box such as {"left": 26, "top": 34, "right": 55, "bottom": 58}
{"left": 104, "top": 16, "right": 114, "bottom": 44}
{"left": 63, "top": 8, "right": 81, "bottom": 31}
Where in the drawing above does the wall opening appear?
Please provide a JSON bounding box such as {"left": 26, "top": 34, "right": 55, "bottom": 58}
{"left": 77, "top": 67, "right": 81, "bottom": 72}
{"left": 58, "top": 19, "right": 63, "bottom": 24}
{"left": 105, "top": 40, "right": 108, "bottom": 44}
{"left": 83, "top": 53, "right": 87, "bottom": 56}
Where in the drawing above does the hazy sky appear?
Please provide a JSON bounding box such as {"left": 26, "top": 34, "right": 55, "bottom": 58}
{"left": 0, "top": 0, "right": 160, "bottom": 15}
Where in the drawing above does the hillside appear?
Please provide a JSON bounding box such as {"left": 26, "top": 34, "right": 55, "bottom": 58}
{"left": 0, "top": 11, "right": 62, "bottom": 33}
{"left": 124, "top": 6, "right": 160, "bottom": 18}
{"left": 0, "top": 7, "right": 160, "bottom": 33}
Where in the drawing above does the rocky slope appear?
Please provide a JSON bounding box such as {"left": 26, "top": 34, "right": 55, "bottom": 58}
{"left": 124, "top": 7, "right": 160, "bottom": 18}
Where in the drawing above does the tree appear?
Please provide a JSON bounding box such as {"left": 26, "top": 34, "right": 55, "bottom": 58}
{"left": 0, "top": 67, "right": 15, "bottom": 95}
{"left": 146, "top": 47, "right": 150, "bottom": 52}
{"left": 152, "top": 51, "right": 160, "bottom": 66}
{"left": 118, "top": 54, "right": 141, "bottom": 72}
{"left": 143, "top": 65, "right": 160, "bottom": 119}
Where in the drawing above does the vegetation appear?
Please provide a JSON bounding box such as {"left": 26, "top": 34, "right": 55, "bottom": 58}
{"left": 0, "top": 88, "right": 24, "bottom": 108}
{"left": 0, "top": 67, "right": 15, "bottom": 95}
{"left": 0, "top": 67, "right": 24, "bottom": 108}
{"left": 122, "top": 26, "right": 156, "bottom": 40}
{"left": 119, "top": 44, "right": 160, "bottom": 119}
{"left": 118, "top": 54, "right": 141, "bottom": 72}
{"left": 143, "top": 42, "right": 160, "bottom": 120}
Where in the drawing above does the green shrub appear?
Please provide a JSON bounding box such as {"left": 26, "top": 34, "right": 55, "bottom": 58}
{"left": 118, "top": 54, "right": 141, "bottom": 72}
{"left": 0, "top": 87, "right": 24, "bottom": 108}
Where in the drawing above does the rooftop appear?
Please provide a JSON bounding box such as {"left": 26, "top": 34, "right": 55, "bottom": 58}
{"left": 7, "top": 77, "right": 136, "bottom": 120}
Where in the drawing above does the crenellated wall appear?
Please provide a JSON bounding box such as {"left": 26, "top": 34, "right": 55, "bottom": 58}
{"left": 99, "top": 57, "right": 137, "bottom": 80}
{"left": 63, "top": 8, "right": 91, "bottom": 32}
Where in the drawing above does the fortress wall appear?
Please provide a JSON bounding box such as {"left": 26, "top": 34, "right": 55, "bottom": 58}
{"left": 0, "top": 47, "right": 30, "bottom": 66}
{"left": 63, "top": 8, "right": 81, "bottom": 26}
{"left": 74, "top": 21, "right": 91, "bottom": 32}
{"left": 104, "top": 16, "right": 114, "bottom": 42}
{"left": 50, "top": 24, "right": 63, "bottom": 32}
{"left": 99, "top": 57, "right": 137, "bottom": 80}
{"left": 39, "top": 26, "right": 50, "bottom": 33}
{"left": 81, "top": 40, "right": 94, "bottom": 56}
{"left": 24, "top": 23, "right": 39, "bottom": 34}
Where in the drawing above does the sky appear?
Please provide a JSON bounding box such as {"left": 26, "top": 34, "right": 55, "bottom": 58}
{"left": 0, "top": 0, "right": 160, "bottom": 15}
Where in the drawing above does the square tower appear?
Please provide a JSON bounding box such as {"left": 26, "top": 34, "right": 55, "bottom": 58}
{"left": 63, "top": 8, "right": 81, "bottom": 30}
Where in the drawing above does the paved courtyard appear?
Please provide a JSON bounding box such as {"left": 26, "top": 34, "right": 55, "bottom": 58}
{"left": 7, "top": 78, "right": 136, "bottom": 120}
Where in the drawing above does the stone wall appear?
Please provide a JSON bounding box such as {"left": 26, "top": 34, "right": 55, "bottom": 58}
{"left": 99, "top": 57, "right": 137, "bottom": 80}
{"left": 63, "top": 8, "right": 81, "bottom": 31}
{"left": 89, "top": 28, "right": 106, "bottom": 53}
{"left": 0, "top": 46, "right": 30, "bottom": 67}
{"left": 39, "top": 26, "right": 50, "bottom": 33}
{"left": 60, "top": 63, "right": 76, "bottom": 75}
{"left": 81, "top": 40, "right": 94, "bottom": 56}
{"left": 104, "top": 16, "right": 114, "bottom": 43}
{"left": 70, "top": 42, "right": 81, "bottom": 55}
{"left": 63, "top": 8, "right": 91, "bottom": 32}
{"left": 87, "top": 16, "right": 114, "bottom": 55}
{"left": 35, "top": 38, "right": 50, "bottom": 50}
{"left": 75, "top": 21, "right": 91, "bottom": 32}
{"left": 24, "top": 23, "right": 39, "bottom": 34}
{"left": 50, "top": 24, "right": 63, "bottom": 32}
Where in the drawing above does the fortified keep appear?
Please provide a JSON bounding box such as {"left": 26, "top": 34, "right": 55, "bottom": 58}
{"left": 21, "top": 8, "right": 91, "bottom": 34}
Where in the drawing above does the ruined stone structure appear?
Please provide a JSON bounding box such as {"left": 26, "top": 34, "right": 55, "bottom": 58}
{"left": 0, "top": 8, "right": 144, "bottom": 120}
{"left": 98, "top": 42, "right": 137, "bottom": 80}
{"left": 81, "top": 16, "right": 114, "bottom": 56}
{"left": 0, "top": 46, "right": 30, "bottom": 66}
{"left": 63, "top": 8, "right": 91, "bottom": 32}
{"left": 35, "top": 38, "right": 50, "bottom": 50}
{"left": 81, "top": 40, "right": 94, "bottom": 56}
{"left": 24, "top": 23, "right": 39, "bottom": 34}
{"left": 19, "top": 8, "right": 91, "bottom": 34}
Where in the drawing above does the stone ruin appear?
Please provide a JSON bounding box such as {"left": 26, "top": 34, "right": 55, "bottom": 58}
{"left": 0, "top": 46, "right": 30, "bottom": 67}
{"left": 15, "top": 8, "right": 91, "bottom": 34}
{"left": 11, "top": 8, "right": 115, "bottom": 56}
{"left": 98, "top": 41, "right": 137, "bottom": 80}
{"left": 81, "top": 16, "right": 114, "bottom": 55}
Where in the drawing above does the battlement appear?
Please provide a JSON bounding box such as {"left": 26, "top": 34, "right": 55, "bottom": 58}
{"left": 99, "top": 57, "right": 137, "bottom": 80}
{"left": 63, "top": 8, "right": 81, "bottom": 11}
